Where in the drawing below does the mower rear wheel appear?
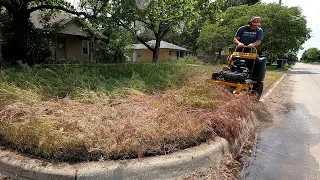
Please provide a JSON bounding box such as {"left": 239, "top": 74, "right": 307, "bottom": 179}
{"left": 253, "top": 81, "right": 263, "bottom": 100}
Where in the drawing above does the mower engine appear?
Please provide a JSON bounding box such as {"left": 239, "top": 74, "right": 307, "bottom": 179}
{"left": 214, "top": 56, "right": 251, "bottom": 83}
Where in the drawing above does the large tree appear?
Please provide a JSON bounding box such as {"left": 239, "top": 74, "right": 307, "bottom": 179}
{"left": 198, "top": 3, "right": 311, "bottom": 64}
{"left": 197, "top": 24, "right": 229, "bottom": 60}
{"left": 179, "top": 0, "right": 259, "bottom": 55}
{"left": 0, "top": 0, "right": 108, "bottom": 65}
{"left": 0, "top": 0, "right": 93, "bottom": 65}
{"left": 222, "top": 0, "right": 260, "bottom": 11}
{"left": 301, "top": 48, "right": 320, "bottom": 63}
{"left": 101, "top": 0, "right": 222, "bottom": 63}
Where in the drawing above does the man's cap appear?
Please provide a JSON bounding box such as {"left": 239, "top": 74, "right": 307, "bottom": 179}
{"left": 249, "top": 16, "right": 261, "bottom": 26}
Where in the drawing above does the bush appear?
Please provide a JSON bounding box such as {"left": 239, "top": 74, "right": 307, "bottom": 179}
{"left": 95, "top": 41, "right": 126, "bottom": 64}
{"left": 1, "top": 14, "right": 52, "bottom": 66}
{"left": 95, "top": 26, "right": 132, "bottom": 64}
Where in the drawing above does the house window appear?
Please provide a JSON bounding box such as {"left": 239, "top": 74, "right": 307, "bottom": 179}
{"left": 82, "top": 40, "right": 90, "bottom": 55}
{"left": 169, "top": 50, "right": 172, "bottom": 56}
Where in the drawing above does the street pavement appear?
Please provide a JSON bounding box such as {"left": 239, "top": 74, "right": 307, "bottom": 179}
{"left": 242, "top": 63, "right": 320, "bottom": 180}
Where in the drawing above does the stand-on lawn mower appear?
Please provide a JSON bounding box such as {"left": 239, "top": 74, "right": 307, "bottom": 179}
{"left": 206, "top": 46, "right": 266, "bottom": 100}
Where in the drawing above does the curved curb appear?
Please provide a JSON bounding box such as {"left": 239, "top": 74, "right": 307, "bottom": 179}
{"left": 260, "top": 72, "right": 288, "bottom": 103}
{"left": 0, "top": 137, "right": 229, "bottom": 180}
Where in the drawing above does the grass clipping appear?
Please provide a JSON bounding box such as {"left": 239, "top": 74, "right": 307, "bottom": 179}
{"left": 0, "top": 84, "right": 255, "bottom": 162}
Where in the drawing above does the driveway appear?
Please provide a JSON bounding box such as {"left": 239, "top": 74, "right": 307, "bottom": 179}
{"left": 242, "top": 63, "right": 320, "bottom": 180}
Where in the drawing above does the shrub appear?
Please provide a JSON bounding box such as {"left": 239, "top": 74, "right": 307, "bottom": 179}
{"left": 1, "top": 13, "right": 52, "bottom": 66}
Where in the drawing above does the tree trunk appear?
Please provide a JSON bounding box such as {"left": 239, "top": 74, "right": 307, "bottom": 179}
{"left": 269, "top": 58, "right": 272, "bottom": 66}
{"left": 2, "top": 6, "right": 51, "bottom": 65}
{"left": 2, "top": 8, "right": 33, "bottom": 64}
{"left": 217, "top": 49, "right": 222, "bottom": 60}
{"left": 152, "top": 34, "right": 161, "bottom": 63}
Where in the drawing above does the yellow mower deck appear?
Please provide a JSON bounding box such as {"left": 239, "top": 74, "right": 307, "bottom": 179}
{"left": 205, "top": 79, "right": 252, "bottom": 94}
{"left": 207, "top": 46, "right": 258, "bottom": 94}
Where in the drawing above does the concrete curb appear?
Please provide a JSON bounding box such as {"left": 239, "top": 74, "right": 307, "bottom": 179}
{"left": 260, "top": 68, "right": 292, "bottom": 103}
{"left": 0, "top": 137, "right": 229, "bottom": 180}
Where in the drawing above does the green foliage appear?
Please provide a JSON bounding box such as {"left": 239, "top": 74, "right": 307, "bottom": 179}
{"left": 0, "top": 11, "right": 52, "bottom": 66}
{"left": 95, "top": 26, "right": 133, "bottom": 64}
{"left": 222, "top": 0, "right": 261, "bottom": 11}
{"left": 100, "top": 0, "right": 222, "bottom": 62}
{"left": 178, "top": 0, "right": 261, "bottom": 54}
{"left": 0, "top": 62, "right": 195, "bottom": 100}
{"left": 301, "top": 48, "right": 320, "bottom": 63}
{"left": 137, "top": 28, "right": 156, "bottom": 42}
{"left": 284, "top": 51, "right": 298, "bottom": 62}
{"left": 198, "top": 3, "right": 311, "bottom": 62}
{"left": 0, "top": 0, "right": 80, "bottom": 66}
{"left": 176, "top": 55, "right": 206, "bottom": 65}
{"left": 173, "top": 0, "right": 224, "bottom": 54}
{"left": 197, "top": 24, "right": 229, "bottom": 57}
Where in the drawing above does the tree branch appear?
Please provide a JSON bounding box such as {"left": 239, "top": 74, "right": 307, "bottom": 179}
{"left": 136, "top": 36, "right": 154, "bottom": 52}
{"left": 160, "top": 23, "right": 171, "bottom": 39}
{"left": 138, "top": 19, "right": 154, "bottom": 30}
{"left": 118, "top": 20, "right": 154, "bottom": 52}
{"left": 138, "top": 19, "right": 158, "bottom": 37}
{"left": 28, "top": 5, "right": 92, "bottom": 19}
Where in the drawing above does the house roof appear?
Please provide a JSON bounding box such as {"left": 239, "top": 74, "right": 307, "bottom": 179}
{"left": 30, "top": 11, "right": 106, "bottom": 39}
{"left": 133, "top": 40, "right": 188, "bottom": 51}
{"left": 30, "top": 10, "right": 73, "bottom": 29}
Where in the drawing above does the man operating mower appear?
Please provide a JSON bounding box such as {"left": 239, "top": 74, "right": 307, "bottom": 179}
{"left": 234, "top": 16, "right": 265, "bottom": 99}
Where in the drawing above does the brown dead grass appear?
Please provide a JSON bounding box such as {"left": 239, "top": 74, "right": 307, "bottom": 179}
{"left": 0, "top": 81, "right": 256, "bottom": 162}
{"left": 0, "top": 64, "right": 278, "bottom": 162}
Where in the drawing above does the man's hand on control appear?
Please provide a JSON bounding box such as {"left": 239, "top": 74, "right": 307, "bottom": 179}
{"left": 248, "top": 43, "right": 255, "bottom": 47}
{"left": 238, "top": 42, "right": 244, "bottom": 47}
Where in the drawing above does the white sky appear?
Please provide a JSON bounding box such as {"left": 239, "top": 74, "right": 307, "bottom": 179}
{"left": 67, "top": 0, "right": 319, "bottom": 58}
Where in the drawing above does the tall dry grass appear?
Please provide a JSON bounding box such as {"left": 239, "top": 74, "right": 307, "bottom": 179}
{"left": 0, "top": 60, "right": 257, "bottom": 162}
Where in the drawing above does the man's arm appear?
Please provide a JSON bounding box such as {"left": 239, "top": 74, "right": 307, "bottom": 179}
{"left": 248, "top": 40, "right": 261, "bottom": 47}
{"left": 234, "top": 37, "right": 243, "bottom": 46}
{"left": 234, "top": 27, "right": 244, "bottom": 46}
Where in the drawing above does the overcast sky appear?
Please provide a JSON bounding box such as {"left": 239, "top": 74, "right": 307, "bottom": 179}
{"left": 66, "top": 0, "right": 318, "bottom": 58}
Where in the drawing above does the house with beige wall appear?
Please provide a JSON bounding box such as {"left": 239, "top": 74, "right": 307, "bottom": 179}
{"left": 30, "top": 11, "right": 98, "bottom": 62}
{"left": 132, "top": 40, "right": 189, "bottom": 63}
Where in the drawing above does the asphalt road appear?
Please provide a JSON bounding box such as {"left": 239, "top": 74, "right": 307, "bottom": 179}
{"left": 242, "top": 63, "right": 320, "bottom": 180}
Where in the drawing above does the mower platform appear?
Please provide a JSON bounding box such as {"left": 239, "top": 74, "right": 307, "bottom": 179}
{"left": 205, "top": 79, "right": 251, "bottom": 94}
{"left": 207, "top": 46, "right": 266, "bottom": 98}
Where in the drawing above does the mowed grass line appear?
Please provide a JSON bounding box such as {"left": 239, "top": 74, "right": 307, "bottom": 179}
{"left": 264, "top": 64, "right": 292, "bottom": 89}
{"left": 0, "top": 60, "right": 257, "bottom": 162}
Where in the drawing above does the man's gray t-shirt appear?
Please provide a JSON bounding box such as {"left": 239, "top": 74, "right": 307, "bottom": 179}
{"left": 235, "top": 25, "right": 263, "bottom": 45}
